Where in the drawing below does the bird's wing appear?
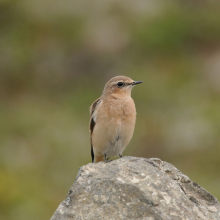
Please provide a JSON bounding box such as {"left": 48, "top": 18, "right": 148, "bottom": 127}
{"left": 89, "top": 98, "right": 102, "bottom": 162}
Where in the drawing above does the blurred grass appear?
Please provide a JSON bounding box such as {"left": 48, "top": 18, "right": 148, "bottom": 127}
{"left": 1, "top": 0, "right": 220, "bottom": 219}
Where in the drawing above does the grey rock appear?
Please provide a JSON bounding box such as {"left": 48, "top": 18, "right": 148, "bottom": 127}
{"left": 51, "top": 157, "right": 220, "bottom": 220}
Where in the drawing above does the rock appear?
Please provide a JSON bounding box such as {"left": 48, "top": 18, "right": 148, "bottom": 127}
{"left": 51, "top": 157, "right": 220, "bottom": 220}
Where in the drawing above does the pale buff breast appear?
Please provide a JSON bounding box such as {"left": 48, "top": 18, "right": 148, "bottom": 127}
{"left": 92, "top": 97, "right": 136, "bottom": 157}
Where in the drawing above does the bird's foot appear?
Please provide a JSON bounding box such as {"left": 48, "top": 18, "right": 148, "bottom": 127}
{"left": 119, "top": 154, "right": 123, "bottom": 158}
{"left": 104, "top": 154, "right": 111, "bottom": 163}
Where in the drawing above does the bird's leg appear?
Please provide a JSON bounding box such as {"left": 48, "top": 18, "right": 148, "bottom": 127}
{"left": 104, "top": 154, "right": 112, "bottom": 163}
{"left": 119, "top": 154, "right": 122, "bottom": 158}
{"left": 104, "top": 154, "right": 109, "bottom": 163}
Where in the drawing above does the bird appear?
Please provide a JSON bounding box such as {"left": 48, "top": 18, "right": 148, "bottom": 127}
{"left": 89, "top": 76, "right": 143, "bottom": 163}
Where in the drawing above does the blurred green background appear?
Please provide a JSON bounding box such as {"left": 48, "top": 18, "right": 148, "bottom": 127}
{"left": 1, "top": 0, "right": 220, "bottom": 219}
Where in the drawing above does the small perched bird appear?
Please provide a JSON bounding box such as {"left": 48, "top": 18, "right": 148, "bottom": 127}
{"left": 89, "top": 76, "right": 143, "bottom": 163}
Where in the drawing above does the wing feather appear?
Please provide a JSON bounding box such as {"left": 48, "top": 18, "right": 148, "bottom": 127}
{"left": 89, "top": 98, "right": 102, "bottom": 162}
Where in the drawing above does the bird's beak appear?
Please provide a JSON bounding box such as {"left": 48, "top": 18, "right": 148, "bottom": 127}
{"left": 132, "top": 81, "right": 143, "bottom": 86}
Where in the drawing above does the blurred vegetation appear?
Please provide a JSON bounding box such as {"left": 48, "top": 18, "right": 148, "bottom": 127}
{"left": 1, "top": 0, "right": 220, "bottom": 219}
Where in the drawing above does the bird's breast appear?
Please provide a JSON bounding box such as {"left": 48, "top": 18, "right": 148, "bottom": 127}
{"left": 96, "top": 97, "right": 136, "bottom": 136}
{"left": 102, "top": 97, "right": 135, "bottom": 119}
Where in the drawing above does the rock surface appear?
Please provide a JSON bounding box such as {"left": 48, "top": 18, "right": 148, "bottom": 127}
{"left": 51, "top": 157, "right": 220, "bottom": 220}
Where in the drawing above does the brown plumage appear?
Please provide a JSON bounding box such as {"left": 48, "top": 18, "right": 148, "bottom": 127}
{"left": 89, "top": 76, "right": 143, "bottom": 163}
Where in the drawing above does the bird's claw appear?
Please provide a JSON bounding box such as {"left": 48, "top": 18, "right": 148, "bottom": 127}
{"left": 104, "top": 154, "right": 110, "bottom": 163}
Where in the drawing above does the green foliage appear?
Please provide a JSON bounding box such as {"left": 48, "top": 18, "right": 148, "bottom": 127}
{"left": 133, "top": 5, "right": 220, "bottom": 55}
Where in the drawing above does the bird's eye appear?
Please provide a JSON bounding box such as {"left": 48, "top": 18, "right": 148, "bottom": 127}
{"left": 117, "top": 82, "right": 124, "bottom": 87}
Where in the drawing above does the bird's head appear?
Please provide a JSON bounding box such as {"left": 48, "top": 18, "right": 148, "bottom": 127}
{"left": 102, "top": 76, "right": 143, "bottom": 98}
